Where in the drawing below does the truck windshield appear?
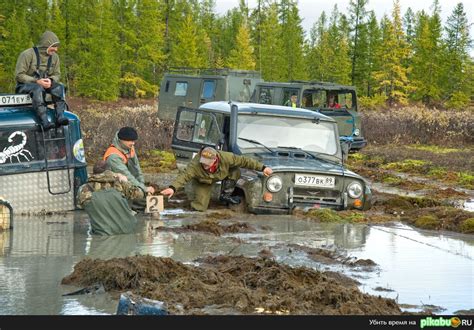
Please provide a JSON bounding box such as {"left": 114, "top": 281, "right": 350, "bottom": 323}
{"left": 236, "top": 115, "right": 338, "bottom": 155}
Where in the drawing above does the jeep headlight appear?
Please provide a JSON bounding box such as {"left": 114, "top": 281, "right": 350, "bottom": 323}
{"left": 347, "top": 181, "right": 363, "bottom": 198}
{"left": 266, "top": 176, "right": 283, "bottom": 193}
{"left": 353, "top": 128, "right": 360, "bottom": 137}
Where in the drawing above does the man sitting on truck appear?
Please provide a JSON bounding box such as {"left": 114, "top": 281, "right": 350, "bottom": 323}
{"left": 15, "top": 31, "right": 69, "bottom": 130}
{"left": 77, "top": 161, "right": 144, "bottom": 235}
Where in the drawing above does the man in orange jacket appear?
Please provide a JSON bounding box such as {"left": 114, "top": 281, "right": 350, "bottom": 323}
{"left": 103, "top": 127, "right": 155, "bottom": 196}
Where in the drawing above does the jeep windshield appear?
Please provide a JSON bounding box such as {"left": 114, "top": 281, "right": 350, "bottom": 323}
{"left": 236, "top": 114, "right": 339, "bottom": 156}
{"left": 301, "top": 90, "right": 355, "bottom": 111}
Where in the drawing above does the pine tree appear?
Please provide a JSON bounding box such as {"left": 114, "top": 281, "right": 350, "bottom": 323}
{"left": 248, "top": 0, "right": 263, "bottom": 72}
{"left": 28, "top": 0, "right": 49, "bottom": 42}
{"left": 372, "top": 1, "right": 411, "bottom": 106}
{"left": 134, "top": 0, "right": 166, "bottom": 86}
{"left": 215, "top": 6, "right": 246, "bottom": 64}
{"left": 306, "top": 12, "right": 332, "bottom": 81}
{"left": 327, "top": 5, "right": 351, "bottom": 84}
{"left": 348, "top": 0, "right": 368, "bottom": 87}
{"left": 226, "top": 22, "right": 256, "bottom": 70}
{"left": 72, "top": 0, "right": 120, "bottom": 100}
{"left": 0, "top": 14, "right": 8, "bottom": 88}
{"left": 442, "top": 2, "right": 473, "bottom": 109}
{"left": 163, "top": 0, "right": 198, "bottom": 68}
{"left": 0, "top": 9, "right": 31, "bottom": 91}
{"left": 365, "top": 11, "right": 381, "bottom": 96}
{"left": 259, "top": 2, "right": 284, "bottom": 81}
{"left": 410, "top": 1, "right": 443, "bottom": 105}
{"left": 278, "top": 0, "right": 306, "bottom": 80}
{"left": 170, "top": 14, "right": 205, "bottom": 68}
{"left": 198, "top": 0, "right": 218, "bottom": 67}
{"left": 403, "top": 7, "right": 416, "bottom": 47}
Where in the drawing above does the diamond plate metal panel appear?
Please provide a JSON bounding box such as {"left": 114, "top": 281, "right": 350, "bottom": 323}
{"left": 0, "top": 169, "right": 75, "bottom": 214}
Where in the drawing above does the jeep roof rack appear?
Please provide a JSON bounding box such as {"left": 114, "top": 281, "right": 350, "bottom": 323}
{"left": 166, "top": 67, "right": 261, "bottom": 77}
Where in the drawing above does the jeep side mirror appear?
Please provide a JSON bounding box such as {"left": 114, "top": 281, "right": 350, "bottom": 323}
{"left": 340, "top": 139, "right": 351, "bottom": 162}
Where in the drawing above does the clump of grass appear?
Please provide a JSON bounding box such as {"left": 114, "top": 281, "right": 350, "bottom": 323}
{"left": 414, "top": 215, "right": 439, "bottom": 230}
{"left": 305, "top": 209, "right": 344, "bottom": 222}
{"left": 382, "top": 159, "right": 430, "bottom": 174}
{"left": 460, "top": 218, "right": 474, "bottom": 234}
{"left": 382, "top": 196, "right": 441, "bottom": 212}
{"left": 343, "top": 211, "right": 366, "bottom": 223}
{"left": 140, "top": 149, "right": 177, "bottom": 173}
{"left": 407, "top": 145, "right": 461, "bottom": 154}
{"left": 457, "top": 172, "right": 474, "bottom": 189}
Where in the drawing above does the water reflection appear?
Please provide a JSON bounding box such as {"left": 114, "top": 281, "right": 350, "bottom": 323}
{"left": 0, "top": 211, "right": 472, "bottom": 315}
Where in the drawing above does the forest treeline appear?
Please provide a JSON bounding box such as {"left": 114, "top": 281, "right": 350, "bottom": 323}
{"left": 0, "top": 0, "right": 472, "bottom": 109}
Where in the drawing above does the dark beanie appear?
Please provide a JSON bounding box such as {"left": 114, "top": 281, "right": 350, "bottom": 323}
{"left": 118, "top": 127, "right": 138, "bottom": 141}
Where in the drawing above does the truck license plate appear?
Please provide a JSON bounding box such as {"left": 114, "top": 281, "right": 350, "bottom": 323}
{"left": 295, "top": 174, "right": 335, "bottom": 188}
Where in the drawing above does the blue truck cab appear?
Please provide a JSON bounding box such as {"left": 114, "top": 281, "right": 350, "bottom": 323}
{"left": 0, "top": 94, "right": 87, "bottom": 214}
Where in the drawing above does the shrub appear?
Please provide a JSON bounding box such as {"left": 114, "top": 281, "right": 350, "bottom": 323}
{"left": 70, "top": 98, "right": 174, "bottom": 164}
{"left": 362, "top": 106, "right": 474, "bottom": 146}
{"left": 119, "top": 72, "right": 158, "bottom": 99}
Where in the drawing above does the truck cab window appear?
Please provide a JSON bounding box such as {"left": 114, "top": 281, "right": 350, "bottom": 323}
{"left": 174, "top": 82, "right": 188, "bottom": 96}
{"left": 201, "top": 80, "right": 216, "bottom": 99}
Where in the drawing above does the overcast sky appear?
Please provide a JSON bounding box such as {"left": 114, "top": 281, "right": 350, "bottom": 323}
{"left": 215, "top": 0, "right": 473, "bottom": 54}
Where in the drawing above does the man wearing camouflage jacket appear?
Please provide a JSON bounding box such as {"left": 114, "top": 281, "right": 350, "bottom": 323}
{"left": 78, "top": 161, "right": 144, "bottom": 235}
{"left": 160, "top": 147, "right": 272, "bottom": 211}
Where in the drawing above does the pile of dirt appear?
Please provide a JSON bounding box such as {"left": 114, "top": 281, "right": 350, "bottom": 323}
{"left": 61, "top": 255, "right": 402, "bottom": 315}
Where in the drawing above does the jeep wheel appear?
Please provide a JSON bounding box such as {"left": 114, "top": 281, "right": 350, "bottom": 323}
{"left": 229, "top": 194, "right": 248, "bottom": 213}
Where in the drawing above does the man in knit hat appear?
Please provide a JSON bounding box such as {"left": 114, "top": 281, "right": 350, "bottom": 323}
{"left": 15, "top": 30, "right": 69, "bottom": 130}
{"left": 160, "top": 146, "right": 273, "bottom": 211}
{"left": 103, "top": 127, "right": 155, "bottom": 199}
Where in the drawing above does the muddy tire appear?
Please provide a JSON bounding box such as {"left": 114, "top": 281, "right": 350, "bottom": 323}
{"left": 229, "top": 194, "right": 248, "bottom": 213}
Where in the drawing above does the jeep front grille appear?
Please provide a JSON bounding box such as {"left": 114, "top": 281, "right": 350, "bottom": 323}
{"left": 289, "top": 187, "right": 341, "bottom": 206}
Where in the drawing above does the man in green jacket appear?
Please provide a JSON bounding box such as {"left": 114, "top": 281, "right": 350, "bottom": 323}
{"left": 103, "top": 127, "right": 155, "bottom": 196}
{"left": 15, "top": 31, "right": 69, "bottom": 130}
{"left": 78, "top": 160, "right": 144, "bottom": 235}
{"left": 160, "top": 147, "right": 273, "bottom": 211}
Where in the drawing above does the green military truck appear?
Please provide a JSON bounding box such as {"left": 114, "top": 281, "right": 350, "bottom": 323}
{"left": 157, "top": 68, "right": 262, "bottom": 121}
{"left": 250, "top": 81, "right": 367, "bottom": 151}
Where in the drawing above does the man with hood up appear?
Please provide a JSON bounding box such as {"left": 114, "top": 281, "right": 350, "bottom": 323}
{"left": 15, "top": 30, "right": 69, "bottom": 130}
{"left": 103, "top": 127, "right": 155, "bottom": 200}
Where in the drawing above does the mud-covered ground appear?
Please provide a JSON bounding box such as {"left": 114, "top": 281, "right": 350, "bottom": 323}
{"left": 344, "top": 144, "right": 474, "bottom": 233}
{"left": 62, "top": 255, "right": 401, "bottom": 315}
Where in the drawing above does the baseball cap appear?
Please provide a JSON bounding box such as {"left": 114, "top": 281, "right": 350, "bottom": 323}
{"left": 199, "top": 147, "right": 218, "bottom": 165}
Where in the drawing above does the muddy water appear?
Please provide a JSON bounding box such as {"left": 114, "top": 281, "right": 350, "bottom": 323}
{"left": 0, "top": 210, "right": 472, "bottom": 315}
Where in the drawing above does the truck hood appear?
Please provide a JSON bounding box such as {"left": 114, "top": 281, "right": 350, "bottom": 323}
{"left": 248, "top": 152, "right": 361, "bottom": 178}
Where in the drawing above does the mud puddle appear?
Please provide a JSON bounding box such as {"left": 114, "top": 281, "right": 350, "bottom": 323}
{"left": 0, "top": 211, "right": 472, "bottom": 315}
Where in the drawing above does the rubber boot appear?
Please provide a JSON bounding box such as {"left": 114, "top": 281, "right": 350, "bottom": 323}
{"left": 55, "top": 101, "right": 69, "bottom": 126}
{"left": 37, "top": 106, "right": 55, "bottom": 131}
{"left": 219, "top": 179, "right": 241, "bottom": 205}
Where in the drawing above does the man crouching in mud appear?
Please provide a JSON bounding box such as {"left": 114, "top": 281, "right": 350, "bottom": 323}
{"left": 77, "top": 160, "right": 144, "bottom": 235}
{"left": 160, "top": 146, "right": 272, "bottom": 211}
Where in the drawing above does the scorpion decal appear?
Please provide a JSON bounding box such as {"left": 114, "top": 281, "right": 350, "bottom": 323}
{"left": 0, "top": 131, "right": 34, "bottom": 164}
